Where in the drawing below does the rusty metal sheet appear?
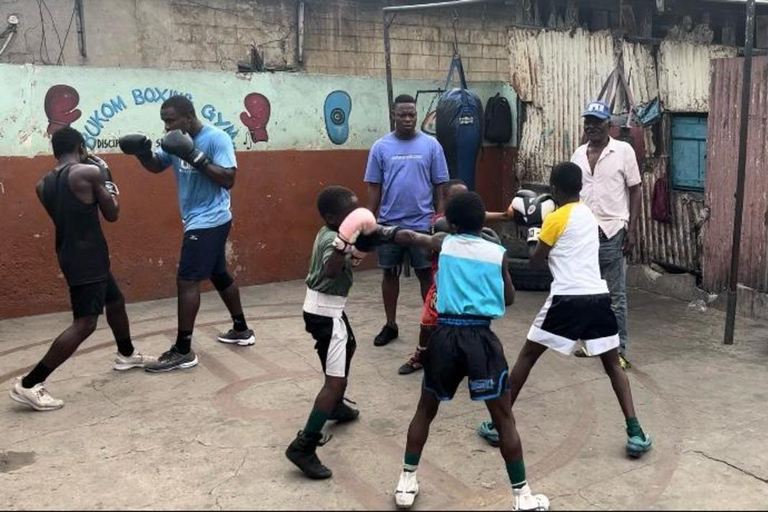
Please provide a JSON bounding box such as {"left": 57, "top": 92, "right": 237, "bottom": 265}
{"left": 658, "top": 41, "right": 736, "bottom": 113}
{"left": 632, "top": 158, "right": 703, "bottom": 271}
{"left": 508, "top": 28, "right": 614, "bottom": 183}
{"left": 703, "top": 56, "right": 768, "bottom": 292}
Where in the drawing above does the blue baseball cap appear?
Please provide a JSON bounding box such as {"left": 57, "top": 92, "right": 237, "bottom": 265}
{"left": 582, "top": 100, "right": 611, "bottom": 120}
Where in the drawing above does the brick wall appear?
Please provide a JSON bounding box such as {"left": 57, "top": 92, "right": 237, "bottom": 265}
{"left": 302, "top": 0, "right": 512, "bottom": 81}
{"left": 0, "top": 0, "right": 512, "bottom": 80}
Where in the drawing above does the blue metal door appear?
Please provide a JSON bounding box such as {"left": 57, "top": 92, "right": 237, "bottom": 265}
{"left": 671, "top": 115, "right": 707, "bottom": 191}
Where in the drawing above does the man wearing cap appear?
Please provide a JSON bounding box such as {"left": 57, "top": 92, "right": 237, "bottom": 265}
{"left": 570, "top": 100, "right": 642, "bottom": 369}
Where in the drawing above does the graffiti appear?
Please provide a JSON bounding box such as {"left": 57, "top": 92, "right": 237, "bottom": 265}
{"left": 240, "top": 93, "right": 270, "bottom": 143}
{"left": 82, "top": 95, "right": 127, "bottom": 140}
{"left": 44, "top": 85, "right": 82, "bottom": 135}
{"left": 49, "top": 84, "right": 239, "bottom": 149}
{"left": 201, "top": 104, "right": 239, "bottom": 141}
{"left": 132, "top": 88, "right": 192, "bottom": 105}
{"left": 324, "top": 90, "right": 351, "bottom": 145}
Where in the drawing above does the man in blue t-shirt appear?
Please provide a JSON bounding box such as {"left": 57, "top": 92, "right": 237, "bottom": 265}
{"left": 364, "top": 94, "right": 449, "bottom": 347}
{"left": 119, "top": 95, "right": 254, "bottom": 372}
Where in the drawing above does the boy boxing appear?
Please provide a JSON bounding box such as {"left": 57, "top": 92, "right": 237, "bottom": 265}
{"left": 285, "top": 186, "right": 376, "bottom": 479}
{"left": 367, "top": 191, "right": 549, "bottom": 511}
{"left": 477, "top": 162, "right": 652, "bottom": 459}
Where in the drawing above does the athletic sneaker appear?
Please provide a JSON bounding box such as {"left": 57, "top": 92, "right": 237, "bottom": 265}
{"left": 477, "top": 420, "right": 500, "bottom": 447}
{"left": 626, "top": 432, "right": 652, "bottom": 458}
{"left": 217, "top": 328, "right": 255, "bottom": 346}
{"left": 329, "top": 398, "right": 359, "bottom": 423}
{"left": 9, "top": 378, "right": 64, "bottom": 411}
{"left": 114, "top": 351, "right": 157, "bottom": 371}
{"left": 394, "top": 470, "right": 419, "bottom": 509}
{"left": 374, "top": 324, "right": 399, "bottom": 347}
{"left": 144, "top": 345, "right": 198, "bottom": 373}
{"left": 618, "top": 353, "right": 632, "bottom": 370}
{"left": 512, "top": 483, "right": 550, "bottom": 511}
{"left": 398, "top": 349, "right": 423, "bottom": 375}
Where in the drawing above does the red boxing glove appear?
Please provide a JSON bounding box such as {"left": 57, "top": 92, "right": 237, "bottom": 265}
{"left": 45, "top": 85, "right": 82, "bottom": 135}
{"left": 240, "top": 93, "right": 271, "bottom": 143}
{"left": 333, "top": 208, "right": 377, "bottom": 253}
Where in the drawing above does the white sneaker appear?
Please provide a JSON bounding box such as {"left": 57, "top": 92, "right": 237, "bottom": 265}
{"left": 395, "top": 470, "right": 419, "bottom": 509}
{"left": 9, "top": 378, "right": 64, "bottom": 411}
{"left": 513, "top": 483, "right": 549, "bottom": 511}
{"left": 114, "top": 351, "right": 157, "bottom": 371}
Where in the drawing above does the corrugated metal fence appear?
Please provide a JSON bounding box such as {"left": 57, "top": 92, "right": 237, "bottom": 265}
{"left": 703, "top": 56, "right": 768, "bottom": 292}
{"left": 507, "top": 28, "right": 735, "bottom": 274}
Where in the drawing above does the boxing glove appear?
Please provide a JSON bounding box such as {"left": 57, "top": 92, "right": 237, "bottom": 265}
{"left": 118, "top": 133, "right": 153, "bottom": 162}
{"left": 526, "top": 194, "right": 557, "bottom": 244}
{"left": 85, "top": 155, "right": 119, "bottom": 196}
{"left": 161, "top": 130, "right": 211, "bottom": 170}
{"left": 353, "top": 224, "right": 401, "bottom": 252}
{"left": 333, "top": 208, "right": 377, "bottom": 253}
{"left": 432, "top": 216, "right": 450, "bottom": 234}
{"left": 508, "top": 189, "right": 537, "bottom": 225}
{"left": 480, "top": 227, "right": 502, "bottom": 245}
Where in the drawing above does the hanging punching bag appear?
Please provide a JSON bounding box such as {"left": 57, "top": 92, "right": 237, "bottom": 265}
{"left": 436, "top": 88, "right": 484, "bottom": 191}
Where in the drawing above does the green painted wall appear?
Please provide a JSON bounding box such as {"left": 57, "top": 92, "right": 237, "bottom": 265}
{"left": 0, "top": 63, "right": 516, "bottom": 157}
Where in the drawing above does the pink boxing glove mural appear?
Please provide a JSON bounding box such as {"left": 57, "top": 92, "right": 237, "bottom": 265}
{"left": 240, "top": 93, "right": 271, "bottom": 143}
{"left": 44, "top": 84, "right": 82, "bottom": 136}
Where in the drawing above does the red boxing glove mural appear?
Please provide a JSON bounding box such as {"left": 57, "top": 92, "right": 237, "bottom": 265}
{"left": 44, "top": 84, "right": 82, "bottom": 136}
{"left": 240, "top": 93, "right": 271, "bottom": 143}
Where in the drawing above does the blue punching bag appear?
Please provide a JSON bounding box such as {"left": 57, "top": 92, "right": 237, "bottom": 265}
{"left": 435, "top": 88, "right": 484, "bottom": 191}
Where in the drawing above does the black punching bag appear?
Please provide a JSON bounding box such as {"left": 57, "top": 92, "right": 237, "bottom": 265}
{"left": 436, "top": 88, "right": 484, "bottom": 190}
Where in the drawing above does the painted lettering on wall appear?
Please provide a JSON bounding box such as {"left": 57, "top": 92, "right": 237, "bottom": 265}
{"left": 132, "top": 88, "right": 192, "bottom": 105}
{"left": 43, "top": 84, "right": 273, "bottom": 151}
{"left": 201, "top": 104, "right": 239, "bottom": 141}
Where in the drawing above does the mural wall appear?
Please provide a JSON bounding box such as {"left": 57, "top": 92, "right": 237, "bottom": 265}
{"left": 0, "top": 64, "right": 517, "bottom": 318}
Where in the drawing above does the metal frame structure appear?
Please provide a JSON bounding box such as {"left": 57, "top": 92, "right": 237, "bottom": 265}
{"left": 382, "top": 0, "right": 494, "bottom": 130}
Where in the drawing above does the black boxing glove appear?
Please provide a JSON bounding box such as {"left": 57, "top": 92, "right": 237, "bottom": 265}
{"left": 85, "top": 154, "right": 119, "bottom": 196}
{"left": 118, "top": 133, "right": 153, "bottom": 163}
{"left": 432, "top": 216, "right": 450, "bottom": 234}
{"left": 480, "top": 227, "right": 502, "bottom": 245}
{"left": 161, "top": 130, "right": 210, "bottom": 170}
{"left": 354, "top": 225, "right": 401, "bottom": 251}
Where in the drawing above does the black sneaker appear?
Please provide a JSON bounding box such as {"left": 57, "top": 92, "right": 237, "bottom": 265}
{"left": 145, "top": 345, "right": 198, "bottom": 373}
{"left": 374, "top": 324, "right": 399, "bottom": 347}
{"left": 217, "top": 328, "right": 255, "bottom": 346}
{"left": 329, "top": 398, "right": 359, "bottom": 423}
{"left": 285, "top": 430, "right": 332, "bottom": 479}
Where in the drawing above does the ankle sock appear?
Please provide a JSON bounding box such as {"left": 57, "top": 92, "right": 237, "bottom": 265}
{"left": 304, "top": 408, "right": 330, "bottom": 435}
{"left": 175, "top": 330, "right": 193, "bottom": 354}
{"left": 22, "top": 363, "right": 53, "bottom": 389}
{"left": 506, "top": 459, "right": 527, "bottom": 489}
{"left": 232, "top": 313, "right": 248, "bottom": 332}
{"left": 403, "top": 451, "right": 421, "bottom": 472}
{"left": 116, "top": 338, "right": 134, "bottom": 357}
{"left": 626, "top": 416, "right": 645, "bottom": 438}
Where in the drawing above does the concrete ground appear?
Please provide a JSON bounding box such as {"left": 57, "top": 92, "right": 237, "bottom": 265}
{"left": 1, "top": 270, "right": 768, "bottom": 510}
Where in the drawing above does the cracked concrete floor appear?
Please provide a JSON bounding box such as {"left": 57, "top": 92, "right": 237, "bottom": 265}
{"left": 2, "top": 270, "right": 768, "bottom": 510}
